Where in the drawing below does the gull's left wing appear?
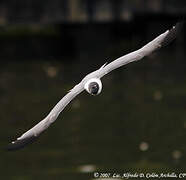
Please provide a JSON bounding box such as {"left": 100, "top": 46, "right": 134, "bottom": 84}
{"left": 97, "top": 22, "right": 182, "bottom": 78}
{"left": 7, "top": 83, "right": 84, "bottom": 150}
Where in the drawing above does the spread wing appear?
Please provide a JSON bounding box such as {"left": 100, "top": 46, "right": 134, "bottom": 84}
{"left": 7, "top": 83, "right": 84, "bottom": 150}
{"left": 7, "top": 22, "right": 182, "bottom": 150}
{"left": 98, "top": 22, "right": 182, "bottom": 78}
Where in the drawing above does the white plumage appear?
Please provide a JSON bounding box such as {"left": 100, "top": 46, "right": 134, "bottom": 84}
{"left": 7, "top": 22, "right": 182, "bottom": 150}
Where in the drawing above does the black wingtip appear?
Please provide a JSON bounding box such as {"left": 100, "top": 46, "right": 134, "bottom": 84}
{"left": 161, "top": 21, "right": 184, "bottom": 47}
{"left": 6, "top": 136, "right": 39, "bottom": 151}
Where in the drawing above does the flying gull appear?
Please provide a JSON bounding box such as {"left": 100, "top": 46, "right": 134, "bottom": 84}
{"left": 7, "top": 22, "right": 182, "bottom": 150}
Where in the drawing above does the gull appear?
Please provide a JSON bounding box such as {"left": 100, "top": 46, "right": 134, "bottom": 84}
{"left": 7, "top": 22, "right": 182, "bottom": 150}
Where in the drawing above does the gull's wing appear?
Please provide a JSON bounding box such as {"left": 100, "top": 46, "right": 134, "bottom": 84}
{"left": 98, "top": 22, "right": 182, "bottom": 78}
{"left": 7, "top": 22, "right": 182, "bottom": 150}
{"left": 7, "top": 83, "right": 84, "bottom": 150}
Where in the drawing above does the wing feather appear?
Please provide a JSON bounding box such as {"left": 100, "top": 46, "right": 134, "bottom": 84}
{"left": 7, "top": 83, "right": 84, "bottom": 150}
{"left": 98, "top": 22, "right": 182, "bottom": 78}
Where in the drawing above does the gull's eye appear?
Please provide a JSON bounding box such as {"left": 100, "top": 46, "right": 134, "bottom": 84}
{"left": 88, "top": 82, "right": 99, "bottom": 95}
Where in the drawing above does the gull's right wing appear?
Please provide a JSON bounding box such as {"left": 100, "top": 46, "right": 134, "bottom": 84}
{"left": 7, "top": 83, "right": 84, "bottom": 150}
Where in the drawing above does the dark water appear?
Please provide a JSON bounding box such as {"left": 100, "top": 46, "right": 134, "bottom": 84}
{"left": 1, "top": 48, "right": 186, "bottom": 179}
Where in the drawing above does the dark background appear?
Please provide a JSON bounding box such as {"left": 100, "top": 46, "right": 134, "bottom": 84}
{"left": 0, "top": 0, "right": 186, "bottom": 180}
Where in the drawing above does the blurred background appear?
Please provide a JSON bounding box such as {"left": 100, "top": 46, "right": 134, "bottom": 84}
{"left": 0, "top": 0, "right": 186, "bottom": 179}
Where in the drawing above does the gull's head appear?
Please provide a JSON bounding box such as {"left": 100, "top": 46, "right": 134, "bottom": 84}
{"left": 84, "top": 78, "right": 102, "bottom": 96}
